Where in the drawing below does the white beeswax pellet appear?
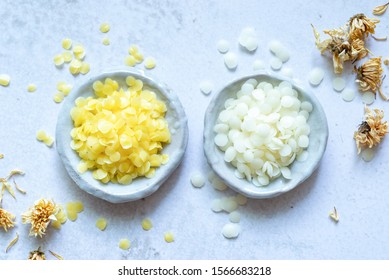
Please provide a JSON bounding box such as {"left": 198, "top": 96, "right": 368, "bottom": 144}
{"left": 222, "top": 223, "right": 240, "bottom": 239}
{"left": 224, "top": 52, "right": 238, "bottom": 69}
{"left": 332, "top": 77, "right": 346, "bottom": 92}
{"left": 362, "top": 92, "right": 375, "bottom": 105}
{"left": 211, "top": 199, "right": 223, "bottom": 212}
{"left": 361, "top": 148, "right": 375, "bottom": 162}
{"left": 308, "top": 67, "right": 325, "bottom": 86}
{"left": 270, "top": 57, "right": 282, "bottom": 70}
{"left": 341, "top": 88, "right": 355, "bottom": 102}
{"left": 199, "top": 80, "right": 213, "bottom": 95}
{"left": 190, "top": 171, "right": 205, "bottom": 188}
{"left": 0, "top": 74, "right": 11, "bottom": 86}
{"left": 217, "top": 39, "right": 229, "bottom": 53}
{"left": 229, "top": 211, "right": 241, "bottom": 223}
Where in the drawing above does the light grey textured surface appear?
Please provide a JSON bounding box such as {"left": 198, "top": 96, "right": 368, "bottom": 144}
{"left": 0, "top": 0, "right": 389, "bottom": 260}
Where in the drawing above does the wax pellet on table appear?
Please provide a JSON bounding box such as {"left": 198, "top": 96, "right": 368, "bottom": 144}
{"left": 62, "top": 51, "right": 73, "bottom": 62}
{"left": 125, "top": 55, "right": 137, "bottom": 66}
{"left": 217, "top": 39, "right": 229, "bottom": 53}
{"left": 80, "top": 62, "right": 90, "bottom": 75}
{"left": 69, "top": 59, "right": 82, "bottom": 75}
{"left": 53, "top": 54, "right": 64, "bottom": 66}
{"left": 342, "top": 88, "right": 355, "bottom": 102}
{"left": 164, "top": 232, "right": 174, "bottom": 243}
{"left": 308, "top": 67, "right": 325, "bottom": 86}
{"left": 212, "top": 176, "right": 228, "bottom": 191}
{"left": 362, "top": 92, "right": 375, "bottom": 105}
{"left": 332, "top": 77, "right": 346, "bottom": 92}
{"left": 211, "top": 199, "right": 223, "bottom": 212}
{"left": 0, "top": 74, "right": 10, "bottom": 86}
{"left": 51, "top": 220, "right": 61, "bottom": 229}
{"left": 144, "top": 57, "right": 156, "bottom": 69}
{"left": 27, "top": 84, "right": 37, "bottom": 92}
{"left": 229, "top": 211, "right": 241, "bottom": 223}
{"left": 222, "top": 223, "right": 240, "bottom": 239}
{"left": 235, "top": 194, "right": 248, "bottom": 205}
{"left": 53, "top": 92, "right": 64, "bottom": 103}
{"left": 270, "top": 57, "right": 282, "bottom": 70}
{"left": 119, "top": 239, "right": 131, "bottom": 250}
{"left": 100, "top": 22, "right": 110, "bottom": 33}
{"left": 141, "top": 218, "right": 153, "bottom": 231}
{"left": 36, "top": 130, "right": 47, "bottom": 141}
{"left": 361, "top": 148, "right": 375, "bottom": 162}
{"left": 67, "top": 211, "right": 78, "bottom": 222}
{"left": 102, "top": 37, "right": 110, "bottom": 45}
{"left": 221, "top": 197, "right": 238, "bottom": 213}
{"left": 96, "top": 218, "right": 107, "bottom": 231}
{"left": 62, "top": 38, "right": 72, "bottom": 50}
{"left": 199, "top": 80, "right": 213, "bottom": 95}
{"left": 224, "top": 52, "right": 238, "bottom": 69}
{"left": 190, "top": 172, "right": 205, "bottom": 188}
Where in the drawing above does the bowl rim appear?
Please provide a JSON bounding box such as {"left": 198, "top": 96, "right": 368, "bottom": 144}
{"left": 56, "top": 68, "right": 188, "bottom": 203}
{"left": 203, "top": 70, "right": 329, "bottom": 199}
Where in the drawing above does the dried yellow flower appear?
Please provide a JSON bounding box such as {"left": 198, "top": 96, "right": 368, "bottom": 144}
{"left": 28, "top": 247, "right": 46, "bottom": 260}
{"left": 349, "top": 14, "right": 379, "bottom": 40}
{"left": 373, "top": 2, "right": 389, "bottom": 15}
{"left": 311, "top": 25, "right": 367, "bottom": 73}
{"left": 354, "top": 106, "right": 388, "bottom": 154}
{"left": 0, "top": 208, "right": 16, "bottom": 231}
{"left": 354, "top": 57, "right": 387, "bottom": 101}
{"left": 22, "top": 198, "right": 59, "bottom": 237}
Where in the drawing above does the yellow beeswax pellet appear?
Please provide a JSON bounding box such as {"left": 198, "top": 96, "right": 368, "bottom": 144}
{"left": 133, "top": 52, "right": 144, "bottom": 63}
{"left": 119, "top": 239, "right": 130, "bottom": 250}
{"left": 125, "top": 76, "right": 136, "bottom": 86}
{"left": 67, "top": 211, "right": 78, "bottom": 222}
{"left": 124, "top": 55, "right": 137, "bottom": 67}
{"left": 164, "top": 232, "right": 174, "bottom": 243}
{"left": 144, "top": 57, "right": 156, "bottom": 69}
{"left": 62, "top": 38, "right": 72, "bottom": 50}
{"left": 67, "top": 201, "right": 84, "bottom": 213}
{"left": 100, "top": 23, "right": 110, "bottom": 33}
{"left": 36, "top": 130, "right": 47, "bottom": 141}
{"left": 141, "top": 218, "right": 153, "bottom": 231}
{"left": 43, "top": 136, "right": 54, "bottom": 147}
{"left": 62, "top": 51, "right": 73, "bottom": 63}
{"left": 102, "top": 37, "right": 110, "bottom": 45}
{"left": 51, "top": 220, "right": 62, "bottom": 229}
{"left": 53, "top": 92, "right": 64, "bottom": 103}
{"left": 96, "top": 218, "right": 107, "bottom": 231}
{"left": 69, "top": 59, "right": 82, "bottom": 75}
{"left": 27, "top": 83, "right": 37, "bottom": 92}
{"left": 80, "top": 62, "right": 90, "bottom": 75}
{"left": 0, "top": 154, "right": 4, "bottom": 159}
{"left": 128, "top": 44, "right": 139, "bottom": 55}
{"left": 0, "top": 74, "right": 10, "bottom": 86}
{"left": 53, "top": 54, "right": 64, "bottom": 66}
{"left": 73, "top": 44, "right": 84, "bottom": 55}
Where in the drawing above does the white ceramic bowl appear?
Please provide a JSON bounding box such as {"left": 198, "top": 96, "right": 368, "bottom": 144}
{"left": 56, "top": 69, "right": 188, "bottom": 203}
{"left": 203, "top": 72, "right": 328, "bottom": 199}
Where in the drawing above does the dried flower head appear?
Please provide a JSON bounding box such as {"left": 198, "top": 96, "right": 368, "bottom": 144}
{"left": 22, "top": 198, "right": 59, "bottom": 237}
{"left": 0, "top": 208, "right": 16, "bottom": 231}
{"left": 312, "top": 25, "right": 367, "bottom": 73}
{"left": 354, "top": 106, "right": 388, "bottom": 153}
{"left": 354, "top": 57, "right": 387, "bottom": 100}
{"left": 349, "top": 14, "right": 380, "bottom": 40}
{"left": 28, "top": 247, "right": 46, "bottom": 260}
{"left": 373, "top": 2, "right": 389, "bottom": 16}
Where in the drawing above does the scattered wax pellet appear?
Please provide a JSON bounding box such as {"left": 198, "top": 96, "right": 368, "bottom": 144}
{"left": 119, "top": 239, "right": 131, "bottom": 250}
{"left": 308, "top": 67, "right": 325, "bottom": 86}
{"left": 141, "top": 218, "right": 153, "bottom": 231}
{"left": 128, "top": 44, "right": 139, "bottom": 55}
{"left": 190, "top": 171, "right": 205, "bottom": 188}
{"left": 0, "top": 154, "right": 4, "bottom": 159}
{"left": 80, "top": 62, "right": 90, "bottom": 75}
{"left": 332, "top": 77, "right": 346, "bottom": 92}
{"left": 125, "top": 55, "right": 137, "bottom": 66}
{"left": 217, "top": 39, "right": 229, "bottom": 53}
{"left": 229, "top": 211, "right": 241, "bottom": 223}
{"left": 211, "top": 199, "right": 223, "bottom": 212}
{"left": 164, "top": 232, "right": 174, "bottom": 243}
{"left": 239, "top": 27, "right": 258, "bottom": 52}
{"left": 53, "top": 54, "right": 64, "bottom": 67}
{"left": 199, "top": 80, "right": 213, "bottom": 95}
{"left": 62, "top": 51, "right": 73, "bottom": 63}
{"left": 69, "top": 59, "right": 82, "bottom": 75}
{"left": 96, "top": 218, "right": 107, "bottom": 231}
{"left": 361, "top": 148, "right": 375, "bottom": 162}
{"left": 67, "top": 211, "right": 78, "bottom": 221}
{"left": 220, "top": 197, "right": 238, "bottom": 213}
{"left": 362, "top": 91, "right": 376, "bottom": 105}
{"left": 43, "top": 136, "right": 54, "bottom": 147}
{"left": 235, "top": 194, "right": 248, "bottom": 206}
{"left": 102, "top": 37, "right": 110, "bottom": 45}
{"left": 133, "top": 52, "right": 144, "bottom": 63}
{"left": 0, "top": 74, "right": 10, "bottom": 86}
{"left": 73, "top": 201, "right": 84, "bottom": 213}
{"left": 51, "top": 220, "right": 62, "bottom": 229}
{"left": 341, "top": 88, "right": 356, "bottom": 102}
{"left": 224, "top": 52, "right": 238, "bottom": 69}
{"left": 27, "top": 83, "right": 37, "bottom": 92}
{"left": 270, "top": 57, "right": 282, "bottom": 70}
{"left": 53, "top": 92, "right": 64, "bottom": 103}
{"left": 62, "top": 38, "right": 72, "bottom": 50}
{"left": 36, "top": 130, "right": 47, "bottom": 141}
{"left": 100, "top": 22, "right": 110, "bottom": 33}
{"left": 212, "top": 176, "right": 228, "bottom": 191}
{"left": 144, "top": 57, "right": 156, "bottom": 69}
{"left": 253, "top": 59, "right": 266, "bottom": 71}
{"left": 222, "top": 223, "right": 240, "bottom": 239}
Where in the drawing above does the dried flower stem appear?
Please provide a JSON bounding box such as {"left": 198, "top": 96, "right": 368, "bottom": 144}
{"left": 5, "top": 232, "right": 19, "bottom": 253}
{"left": 373, "top": 2, "right": 389, "bottom": 15}
{"left": 49, "top": 250, "right": 64, "bottom": 260}
{"left": 329, "top": 207, "right": 339, "bottom": 222}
